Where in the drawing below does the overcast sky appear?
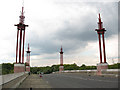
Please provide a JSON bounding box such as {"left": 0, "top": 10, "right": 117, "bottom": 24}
{"left": 0, "top": 0, "right": 119, "bottom": 67}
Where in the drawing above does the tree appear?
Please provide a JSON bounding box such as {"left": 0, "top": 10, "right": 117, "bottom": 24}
{"left": 2, "top": 63, "right": 14, "bottom": 75}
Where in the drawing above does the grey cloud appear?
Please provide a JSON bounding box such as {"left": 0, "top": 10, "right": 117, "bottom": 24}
{"left": 27, "top": 2, "right": 118, "bottom": 57}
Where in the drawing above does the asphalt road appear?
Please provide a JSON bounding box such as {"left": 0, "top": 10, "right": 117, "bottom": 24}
{"left": 42, "top": 73, "right": 118, "bottom": 88}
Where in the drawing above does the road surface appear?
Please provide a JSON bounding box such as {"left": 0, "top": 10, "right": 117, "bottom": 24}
{"left": 42, "top": 73, "right": 118, "bottom": 88}
{"left": 17, "top": 73, "right": 118, "bottom": 88}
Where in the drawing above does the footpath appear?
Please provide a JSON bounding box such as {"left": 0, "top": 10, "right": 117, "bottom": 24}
{"left": 17, "top": 74, "right": 51, "bottom": 88}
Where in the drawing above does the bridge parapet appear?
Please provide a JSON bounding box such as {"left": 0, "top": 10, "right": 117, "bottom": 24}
{"left": 54, "top": 69, "right": 120, "bottom": 77}
{"left": 0, "top": 72, "right": 28, "bottom": 89}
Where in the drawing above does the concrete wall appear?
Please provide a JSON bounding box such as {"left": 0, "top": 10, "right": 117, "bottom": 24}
{"left": 0, "top": 72, "right": 28, "bottom": 89}
{"left": 55, "top": 69, "right": 120, "bottom": 77}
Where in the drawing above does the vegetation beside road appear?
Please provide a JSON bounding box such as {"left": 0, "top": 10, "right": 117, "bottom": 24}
{"left": 0, "top": 63, "right": 120, "bottom": 75}
{"left": 31, "top": 63, "right": 120, "bottom": 74}
{"left": 1, "top": 63, "right": 14, "bottom": 75}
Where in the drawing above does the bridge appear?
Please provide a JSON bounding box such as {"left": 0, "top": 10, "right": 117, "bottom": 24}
{"left": 0, "top": 69, "right": 119, "bottom": 89}
{"left": 0, "top": 1, "right": 119, "bottom": 90}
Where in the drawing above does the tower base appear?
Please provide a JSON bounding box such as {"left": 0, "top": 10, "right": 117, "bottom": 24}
{"left": 14, "top": 63, "right": 25, "bottom": 73}
{"left": 26, "top": 66, "right": 30, "bottom": 72}
{"left": 59, "top": 66, "right": 64, "bottom": 72}
{"left": 97, "top": 63, "right": 108, "bottom": 75}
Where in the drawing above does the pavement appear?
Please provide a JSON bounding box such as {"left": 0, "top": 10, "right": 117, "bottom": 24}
{"left": 18, "top": 74, "right": 51, "bottom": 88}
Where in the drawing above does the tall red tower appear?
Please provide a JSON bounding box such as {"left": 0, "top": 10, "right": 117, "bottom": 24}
{"left": 26, "top": 43, "right": 31, "bottom": 72}
{"left": 59, "top": 46, "right": 64, "bottom": 72}
{"left": 14, "top": 6, "right": 28, "bottom": 73}
{"left": 95, "top": 13, "right": 108, "bottom": 75}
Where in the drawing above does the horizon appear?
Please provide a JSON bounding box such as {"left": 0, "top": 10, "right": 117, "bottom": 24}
{"left": 0, "top": 0, "right": 119, "bottom": 67}
{"left": 1, "top": 62, "right": 119, "bottom": 67}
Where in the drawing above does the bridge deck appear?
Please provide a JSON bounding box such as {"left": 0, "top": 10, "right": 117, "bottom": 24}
{"left": 18, "top": 74, "right": 51, "bottom": 88}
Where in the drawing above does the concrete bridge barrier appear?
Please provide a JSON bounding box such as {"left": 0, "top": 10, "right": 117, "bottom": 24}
{"left": 101, "top": 69, "right": 119, "bottom": 77}
{"left": 0, "top": 72, "right": 29, "bottom": 89}
{"left": 59, "top": 69, "right": 119, "bottom": 77}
